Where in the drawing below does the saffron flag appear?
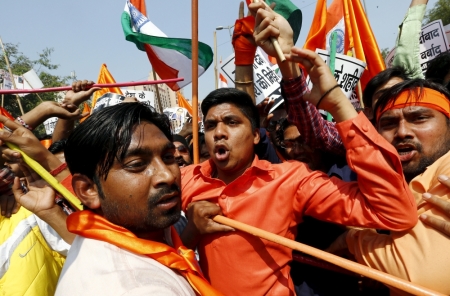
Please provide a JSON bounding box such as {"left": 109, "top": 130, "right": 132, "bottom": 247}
{"left": 91, "top": 64, "right": 123, "bottom": 110}
{"left": 177, "top": 91, "right": 193, "bottom": 116}
{"left": 219, "top": 73, "right": 228, "bottom": 88}
{"left": 79, "top": 103, "right": 91, "bottom": 123}
{"left": 246, "top": 0, "right": 302, "bottom": 44}
{"left": 122, "top": 0, "right": 213, "bottom": 91}
{"left": 303, "top": 0, "right": 385, "bottom": 91}
{"left": 0, "top": 107, "right": 14, "bottom": 128}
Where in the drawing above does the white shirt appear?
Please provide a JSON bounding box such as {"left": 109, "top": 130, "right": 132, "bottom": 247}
{"left": 55, "top": 231, "right": 195, "bottom": 296}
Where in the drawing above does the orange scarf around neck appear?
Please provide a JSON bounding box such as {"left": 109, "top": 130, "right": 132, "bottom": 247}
{"left": 67, "top": 210, "right": 223, "bottom": 296}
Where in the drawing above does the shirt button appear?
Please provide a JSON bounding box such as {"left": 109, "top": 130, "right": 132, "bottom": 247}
{"left": 348, "top": 130, "right": 356, "bottom": 138}
{"left": 362, "top": 125, "right": 369, "bottom": 132}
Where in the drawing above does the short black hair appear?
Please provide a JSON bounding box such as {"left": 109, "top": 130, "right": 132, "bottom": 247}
{"left": 65, "top": 103, "right": 171, "bottom": 181}
{"left": 201, "top": 88, "right": 260, "bottom": 129}
{"left": 363, "top": 66, "right": 412, "bottom": 108}
{"left": 48, "top": 139, "right": 67, "bottom": 155}
{"left": 373, "top": 78, "right": 450, "bottom": 123}
{"left": 425, "top": 51, "right": 450, "bottom": 85}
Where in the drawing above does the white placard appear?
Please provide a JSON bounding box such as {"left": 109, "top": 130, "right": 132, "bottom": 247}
{"left": 0, "top": 69, "right": 40, "bottom": 97}
{"left": 306, "top": 49, "right": 366, "bottom": 110}
{"left": 92, "top": 93, "right": 126, "bottom": 113}
{"left": 43, "top": 117, "right": 58, "bottom": 135}
{"left": 121, "top": 89, "right": 155, "bottom": 108}
{"left": 163, "top": 107, "right": 191, "bottom": 134}
{"left": 220, "top": 48, "right": 282, "bottom": 105}
{"left": 23, "top": 69, "right": 44, "bottom": 89}
{"left": 385, "top": 20, "right": 449, "bottom": 73}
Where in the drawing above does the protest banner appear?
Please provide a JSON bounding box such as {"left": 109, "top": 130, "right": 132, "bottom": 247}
{"left": 121, "top": 89, "right": 155, "bottom": 107}
{"left": 163, "top": 107, "right": 191, "bottom": 134}
{"left": 306, "top": 49, "right": 366, "bottom": 110}
{"left": 43, "top": 117, "right": 58, "bottom": 135}
{"left": 220, "top": 48, "right": 282, "bottom": 105}
{"left": 385, "top": 20, "right": 449, "bottom": 73}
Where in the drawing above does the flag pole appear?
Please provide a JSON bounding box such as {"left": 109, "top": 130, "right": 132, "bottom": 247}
{"left": 253, "top": 0, "right": 286, "bottom": 62}
{"left": 192, "top": 0, "right": 199, "bottom": 164}
{"left": 213, "top": 215, "right": 445, "bottom": 296}
{"left": 0, "top": 37, "right": 25, "bottom": 115}
{"left": 152, "top": 70, "right": 164, "bottom": 113}
{"left": 0, "top": 78, "right": 184, "bottom": 95}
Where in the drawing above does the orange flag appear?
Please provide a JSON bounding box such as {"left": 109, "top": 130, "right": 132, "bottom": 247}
{"left": 177, "top": 91, "right": 193, "bottom": 116}
{"left": 79, "top": 103, "right": 91, "bottom": 123}
{"left": 91, "top": 64, "right": 123, "bottom": 110}
{"left": 0, "top": 107, "right": 14, "bottom": 129}
{"left": 303, "top": 0, "right": 385, "bottom": 91}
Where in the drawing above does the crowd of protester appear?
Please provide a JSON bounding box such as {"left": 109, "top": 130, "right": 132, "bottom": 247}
{"left": 3, "top": 0, "right": 450, "bottom": 295}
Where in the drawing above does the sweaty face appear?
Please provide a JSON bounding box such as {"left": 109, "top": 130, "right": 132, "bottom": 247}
{"left": 204, "top": 103, "right": 260, "bottom": 183}
{"left": 282, "top": 125, "right": 320, "bottom": 170}
{"left": 173, "top": 141, "right": 192, "bottom": 167}
{"left": 377, "top": 106, "right": 450, "bottom": 182}
{"left": 365, "top": 77, "right": 404, "bottom": 120}
{"left": 98, "top": 122, "right": 182, "bottom": 233}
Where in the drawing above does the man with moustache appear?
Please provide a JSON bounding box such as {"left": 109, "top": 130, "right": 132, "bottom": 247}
{"left": 326, "top": 79, "right": 450, "bottom": 295}
{"left": 173, "top": 134, "right": 193, "bottom": 168}
{"left": 16, "top": 103, "right": 221, "bottom": 295}
{"left": 179, "top": 41, "right": 418, "bottom": 295}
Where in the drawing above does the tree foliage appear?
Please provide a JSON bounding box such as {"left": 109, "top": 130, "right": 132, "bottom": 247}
{"left": 380, "top": 48, "right": 390, "bottom": 61}
{"left": 0, "top": 43, "right": 69, "bottom": 137}
{"left": 424, "top": 0, "right": 450, "bottom": 25}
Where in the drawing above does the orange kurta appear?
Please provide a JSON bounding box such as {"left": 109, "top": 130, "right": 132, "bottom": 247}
{"left": 181, "top": 112, "right": 417, "bottom": 295}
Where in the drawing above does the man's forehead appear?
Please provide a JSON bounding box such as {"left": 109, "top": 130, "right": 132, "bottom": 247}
{"left": 380, "top": 105, "right": 438, "bottom": 118}
{"left": 205, "top": 103, "right": 245, "bottom": 119}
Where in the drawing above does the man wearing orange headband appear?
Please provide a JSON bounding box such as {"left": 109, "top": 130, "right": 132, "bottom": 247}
{"left": 329, "top": 79, "right": 450, "bottom": 295}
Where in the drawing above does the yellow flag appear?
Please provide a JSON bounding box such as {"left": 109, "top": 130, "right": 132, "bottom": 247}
{"left": 91, "top": 64, "right": 123, "bottom": 110}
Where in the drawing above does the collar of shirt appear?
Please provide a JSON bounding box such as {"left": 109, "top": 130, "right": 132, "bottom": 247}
{"left": 192, "top": 155, "right": 275, "bottom": 184}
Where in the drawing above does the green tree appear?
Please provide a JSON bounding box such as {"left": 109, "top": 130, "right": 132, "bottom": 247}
{"left": 0, "top": 43, "right": 69, "bottom": 137}
{"left": 380, "top": 47, "right": 391, "bottom": 61}
{"left": 424, "top": 0, "right": 450, "bottom": 25}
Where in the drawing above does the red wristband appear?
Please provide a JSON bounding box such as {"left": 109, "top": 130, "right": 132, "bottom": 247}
{"left": 232, "top": 16, "right": 257, "bottom": 65}
{"left": 50, "top": 162, "right": 68, "bottom": 176}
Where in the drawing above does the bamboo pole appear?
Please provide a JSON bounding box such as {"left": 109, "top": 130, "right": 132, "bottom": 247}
{"left": 191, "top": 0, "right": 199, "bottom": 164}
{"left": 0, "top": 78, "right": 184, "bottom": 95}
{"left": 0, "top": 37, "right": 24, "bottom": 115}
{"left": 214, "top": 31, "right": 218, "bottom": 90}
{"left": 152, "top": 70, "right": 164, "bottom": 113}
{"left": 252, "top": 0, "right": 285, "bottom": 62}
{"left": 213, "top": 215, "right": 445, "bottom": 296}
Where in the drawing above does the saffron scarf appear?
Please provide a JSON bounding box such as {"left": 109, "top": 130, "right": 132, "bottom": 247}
{"left": 67, "top": 210, "right": 223, "bottom": 296}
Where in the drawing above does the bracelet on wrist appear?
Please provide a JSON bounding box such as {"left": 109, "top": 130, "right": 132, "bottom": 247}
{"left": 16, "top": 116, "right": 33, "bottom": 131}
{"left": 316, "top": 84, "right": 341, "bottom": 109}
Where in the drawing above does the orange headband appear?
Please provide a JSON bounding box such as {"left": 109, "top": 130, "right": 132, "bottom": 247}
{"left": 376, "top": 88, "right": 450, "bottom": 121}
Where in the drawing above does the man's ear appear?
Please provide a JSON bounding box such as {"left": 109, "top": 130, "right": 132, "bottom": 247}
{"left": 253, "top": 128, "right": 261, "bottom": 145}
{"left": 72, "top": 173, "right": 101, "bottom": 209}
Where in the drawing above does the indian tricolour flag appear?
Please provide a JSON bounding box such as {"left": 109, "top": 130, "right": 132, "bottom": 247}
{"left": 121, "top": 0, "right": 213, "bottom": 91}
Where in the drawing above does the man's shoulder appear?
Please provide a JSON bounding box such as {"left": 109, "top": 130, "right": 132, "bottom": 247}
{"left": 57, "top": 236, "right": 195, "bottom": 295}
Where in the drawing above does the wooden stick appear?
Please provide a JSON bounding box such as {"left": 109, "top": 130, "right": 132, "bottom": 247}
{"left": 0, "top": 37, "right": 25, "bottom": 114}
{"left": 191, "top": 0, "right": 199, "bottom": 164}
{"left": 213, "top": 215, "right": 445, "bottom": 296}
{"left": 0, "top": 78, "right": 184, "bottom": 95}
{"left": 252, "top": 0, "right": 286, "bottom": 62}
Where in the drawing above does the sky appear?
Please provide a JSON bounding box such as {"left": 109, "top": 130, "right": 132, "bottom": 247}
{"left": 0, "top": 0, "right": 440, "bottom": 102}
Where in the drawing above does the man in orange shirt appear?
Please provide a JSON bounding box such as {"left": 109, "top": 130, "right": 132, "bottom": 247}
{"left": 179, "top": 9, "right": 417, "bottom": 293}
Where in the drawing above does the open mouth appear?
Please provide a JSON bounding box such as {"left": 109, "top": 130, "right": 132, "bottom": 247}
{"left": 395, "top": 144, "right": 417, "bottom": 162}
{"left": 214, "top": 144, "right": 230, "bottom": 162}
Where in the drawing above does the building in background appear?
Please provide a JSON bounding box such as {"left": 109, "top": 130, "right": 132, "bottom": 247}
{"left": 123, "top": 71, "right": 180, "bottom": 112}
